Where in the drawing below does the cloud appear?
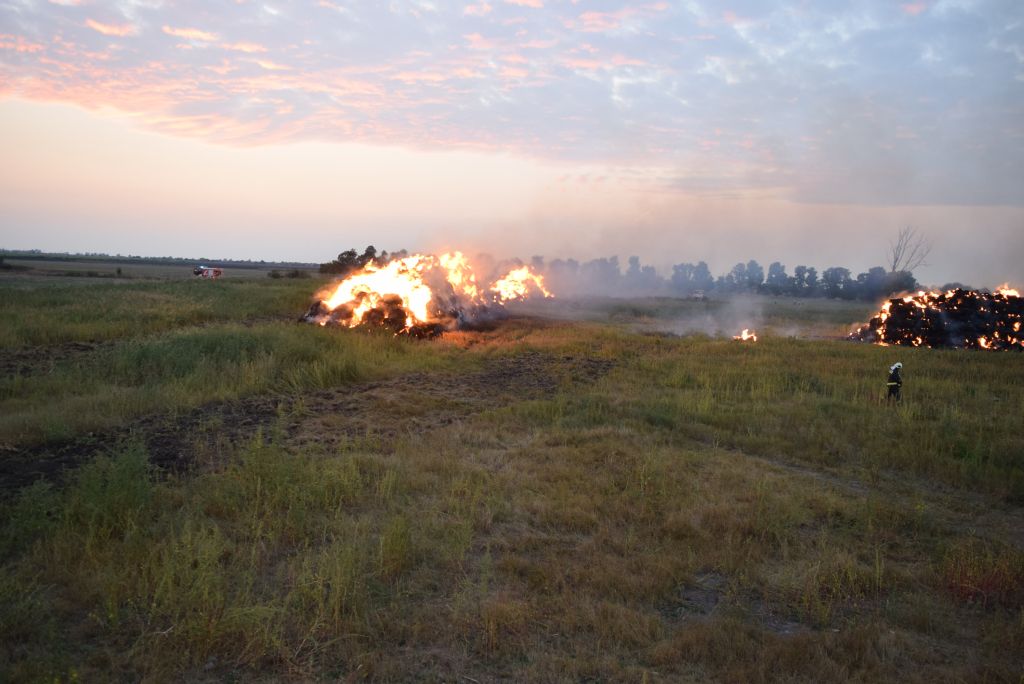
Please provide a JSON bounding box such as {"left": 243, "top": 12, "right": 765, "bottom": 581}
{"left": 1, "top": 0, "right": 1018, "bottom": 208}
{"left": 567, "top": 3, "right": 667, "bottom": 33}
{"left": 162, "top": 26, "right": 220, "bottom": 42}
{"left": 221, "top": 42, "right": 268, "bottom": 53}
{"left": 254, "top": 59, "right": 290, "bottom": 71}
{"left": 464, "top": 2, "right": 492, "bottom": 16}
{"left": 0, "top": 34, "right": 46, "bottom": 53}
{"left": 84, "top": 19, "right": 138, "bottom": 37}
{"left": 464, "top": 32, "right": 496, "bottom": 50}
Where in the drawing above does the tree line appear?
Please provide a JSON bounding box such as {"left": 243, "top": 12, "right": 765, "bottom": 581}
{"left": 540, "top": 257, "right": 924, "bottom": 301}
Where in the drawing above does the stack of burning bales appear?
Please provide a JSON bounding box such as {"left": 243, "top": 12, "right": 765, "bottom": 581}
{"left": 302, "top": 252, "right": 552, "bottom": 338}
{"left": 850, "top": 286, "right": 1023, "bottom": 350}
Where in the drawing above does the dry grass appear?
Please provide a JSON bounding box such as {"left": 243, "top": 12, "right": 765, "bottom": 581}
{"left": 1, "top": 283, "right": 1023, "bottom": 682}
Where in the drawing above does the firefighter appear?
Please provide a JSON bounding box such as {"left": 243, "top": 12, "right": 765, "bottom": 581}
{"left": 887, "top": 362, "right": 903, "bottom": 402}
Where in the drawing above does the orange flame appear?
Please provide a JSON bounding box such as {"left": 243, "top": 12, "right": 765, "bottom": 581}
{"left": 996, "top": 283, "right": 1020, "bottom": 298}
{"left": 322, "top": 255, "right": 434, "bottom": 329}
{"left": 439, "top": 251, "right": 480, "bottom": 300}
{"left": 490, "top": 266, "right": 553, "bottom": 302}
{"left": 312, "top": 252, "right": 552, "bottom": 333}
{"left": 733, "top": 328, "right": 758, "bottom": 342}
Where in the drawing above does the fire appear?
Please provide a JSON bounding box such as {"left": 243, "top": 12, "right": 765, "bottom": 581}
{"left": 304, "top": 252, "right": 552, "bottom": 336}
{"left": 997, "top": 283, "right": 1020, "bottom": 298}
{"left": 322, "top": 255, "right": 434, "bottom": 328}
{"left": 490, "top": 266, "right": 552, "bottom": 301}
{"left": 733, "top": 329, "right": 758, "bottom": 342}
{"left": 438, "top": 251, "right": 480, "bottom": 300}
{"left": 850, "top": 286, "right": 1023, "bottom": 350}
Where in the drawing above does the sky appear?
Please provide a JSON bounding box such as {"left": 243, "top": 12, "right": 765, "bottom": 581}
{"left": 1, "top": 0, "right": 1022, "bottom": 286}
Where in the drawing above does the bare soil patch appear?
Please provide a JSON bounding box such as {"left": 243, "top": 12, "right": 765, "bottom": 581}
{"left": 0, "top": 341, "right": 110, "bottom": 377}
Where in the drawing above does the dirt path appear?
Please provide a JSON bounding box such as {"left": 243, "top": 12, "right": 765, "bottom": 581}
{"left": 0, "top": 352, "right": 614, "bottom": 494}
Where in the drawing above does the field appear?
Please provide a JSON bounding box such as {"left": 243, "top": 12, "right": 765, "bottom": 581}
{"left": 0, "top": 255, "right": 316, "bottom": 282}
{"left": 1, "top": 273, "right": 1023, "bottom": 682}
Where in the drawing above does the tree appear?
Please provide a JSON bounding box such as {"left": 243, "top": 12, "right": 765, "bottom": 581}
{"left": 888, "top": 270, "right": 917, "bottom": 294}
{"left": 857, "top": 266, "right": 889, "bottom": 300}
{"left": 625, "top": 256, "right": 661, "bottom": 292}
{"left": 726, "top": 262, "right": 747, "bottom": 290}
{"left": 805, "top": 267, "right": 818, "bottom": 294}
{"left": 581, "top": 257, "right": 621, "bottom": 294}
{"left": 671, "top": 262, "right": 697, "bottom": 293}
{"left": 745, "top": 260, "right": 764, "bottom": 288}
{"left": 793, "top": 265, "right": 808, "bottom": 294}
{"left": 693, "top": 261, "right": 713, "bottom": 291}
{"left": 320, "top": 245, "right": 390, "bottom": 275}
{"left": 822, "top": 267, "right": 851, "bottom": 299}
{"left": 358, "top": 245, "right": 377, "bottom": 267}
{"left": 888, "top": 226, "right": 931, "bottom": 273}
{"left": 766, "top": 262, "right": 788, "bottom": 286}
{"left": 763, "top": 262, "right": 791, "bottom": 295}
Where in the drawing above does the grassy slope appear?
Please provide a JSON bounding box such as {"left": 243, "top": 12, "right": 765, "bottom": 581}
{"left": 1, "top": 278, "right": 1022, "bottom": 682}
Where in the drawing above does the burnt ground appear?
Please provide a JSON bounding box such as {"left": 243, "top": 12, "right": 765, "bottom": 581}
{"left": 0, "top": 351, "right": 614, "bottom": 494}
{"left": 0, "top": 340, "right": 112, "bottom": 378}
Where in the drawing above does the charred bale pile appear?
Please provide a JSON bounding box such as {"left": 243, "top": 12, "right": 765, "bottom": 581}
{"left": 850, "top": 289, "right": 1024, "bottom": 350}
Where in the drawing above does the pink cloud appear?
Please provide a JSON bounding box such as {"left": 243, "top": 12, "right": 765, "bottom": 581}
{"left": 205, "top": 61, "right": 238, "bottom": 76}
{"left": 568, "top": 3, "right": 667, "bottom": 32}
{"left": 392, "top": 70, "right": 449, "bottom": 83}
{"left": 163, "top": 26, "right": 219, "bottom": 42}
{"left": 463, "top": 2, "right": 492, "bottom": 16}
{"left": 464, "top": 33, "right": 497, "bottom": 50}
{"left": 522, "top": 38, "right": 557, "bottom": 49}
{"left": 221, "top": 42, "right": 267, "bottom": 53}
{"left": 0, "top": 34, "right": 45, "bottom": 53}
{"left": 505, "top": 0, "right": 543, "bottom": 7}
{"left": 85, "top": 19, "right": 137, "bottom": 37}
{"left": 902, "top": 2, "right": 927, "bottom": 15}
{"left": 254, "top": 59, "right": 289, "bottom": 71}
{"left": 610, "top": 54, "right": 646, "bottom": 67}
{"left": 575, "top": 10, "right": 625, "bottom": 32}
{"left": 501, "top": 53, "right": 528, "bottom": 64}
{"left": 561, "top": 56, "right": 602, "bottom": 71}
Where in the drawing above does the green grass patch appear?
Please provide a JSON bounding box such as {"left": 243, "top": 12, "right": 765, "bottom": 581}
{"left": 0, "top": 323, "right": 460, "bottom": 446}
{"left": 0, "top": 278, "right": 324, "bottom": 347}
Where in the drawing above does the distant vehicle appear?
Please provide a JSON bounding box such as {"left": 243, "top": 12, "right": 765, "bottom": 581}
{"left": 193, "top": 266, "right": 223, "bottom": 279}
{"left": 690, "top": 290, "right": 707, "bottom": 301}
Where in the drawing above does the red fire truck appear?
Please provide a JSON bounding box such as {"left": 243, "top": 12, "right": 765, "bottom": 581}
{"left": 193, "top": 266, "right": 223, "bottom": 279}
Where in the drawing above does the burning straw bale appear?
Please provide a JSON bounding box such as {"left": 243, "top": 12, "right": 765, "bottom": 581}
{"left": 850, "top": 287, "right": 1023, "bottom": 350}
{"left": 301, "top": 251, "right": 552, "bottom": 337}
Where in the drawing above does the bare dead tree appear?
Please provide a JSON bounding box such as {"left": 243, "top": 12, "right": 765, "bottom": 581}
{"left": 888, "top": 226, "right": 931, "bottom": 273}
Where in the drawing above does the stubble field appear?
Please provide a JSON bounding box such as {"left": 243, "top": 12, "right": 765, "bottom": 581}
{"left": 1, "top": 272, "right": 1022, "bottom": 682}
